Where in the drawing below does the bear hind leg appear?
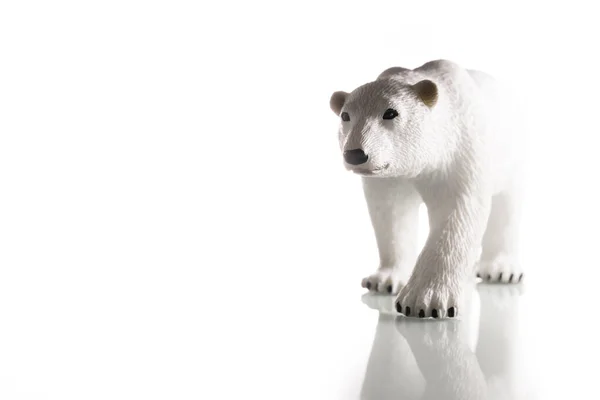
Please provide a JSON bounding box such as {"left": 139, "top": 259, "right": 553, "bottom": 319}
{"left": 476, "top": 187, "right": 524, "bottom": 284}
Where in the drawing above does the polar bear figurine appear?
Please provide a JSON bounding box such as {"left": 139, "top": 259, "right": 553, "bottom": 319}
{"left": 330, "top": 60, "right": 525, "bottom": 319}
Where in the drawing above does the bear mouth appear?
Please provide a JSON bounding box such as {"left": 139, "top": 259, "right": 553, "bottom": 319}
{"left": 351, "top": 163, "right": 390, "bottom": 176}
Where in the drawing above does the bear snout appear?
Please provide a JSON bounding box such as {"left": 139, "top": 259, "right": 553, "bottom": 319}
{"left": 343, "top": 149, "right": 369, "bottom": 165}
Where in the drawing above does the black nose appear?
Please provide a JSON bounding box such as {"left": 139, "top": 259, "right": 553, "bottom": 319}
{"left": 344, "top": 149, "right": 368, "bottom": 165}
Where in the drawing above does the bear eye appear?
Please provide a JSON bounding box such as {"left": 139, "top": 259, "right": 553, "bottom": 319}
{"left": 382, "top": 108, "right": 398, "bottom": 120}
{"left": 341, "top": 112, "right": 350, "bottom": 122}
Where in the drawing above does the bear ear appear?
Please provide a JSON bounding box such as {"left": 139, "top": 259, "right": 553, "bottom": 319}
{"left": 330, "top": 91, "right": 348, "bottom": 116}
{"left": 411, "top": 80, "right": 438, "bottom": 108}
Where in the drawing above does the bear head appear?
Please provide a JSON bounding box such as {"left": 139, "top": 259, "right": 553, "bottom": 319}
{"left": 330, "top": 78, "right": 440, "bottom": 178}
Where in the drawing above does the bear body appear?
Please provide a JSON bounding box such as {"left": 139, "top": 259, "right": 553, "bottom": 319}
{"left": 330, "top": 60, "right": 524, "bottom": 319}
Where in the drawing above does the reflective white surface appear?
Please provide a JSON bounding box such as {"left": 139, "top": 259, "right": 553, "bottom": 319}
{"left": 3, "top": 1, "right": 600, "bottom": 399}
{"left": 360, "top": 284, "right": 527, "bottom": 400}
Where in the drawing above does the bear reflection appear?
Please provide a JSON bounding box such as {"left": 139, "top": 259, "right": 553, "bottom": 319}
{"left": 360, "top": 283, "right": 524, "bottom": 400}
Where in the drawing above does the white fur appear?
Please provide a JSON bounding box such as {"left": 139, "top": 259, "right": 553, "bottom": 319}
{"left": 331, "top": 60, "right": 525, "bottom": 318}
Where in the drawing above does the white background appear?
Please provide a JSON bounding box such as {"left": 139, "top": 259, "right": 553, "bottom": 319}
{"left": 1, "top": 1, "right": 599, "bottom": 399}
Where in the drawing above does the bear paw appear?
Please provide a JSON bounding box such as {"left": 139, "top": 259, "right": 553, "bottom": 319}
{"left": 395, "top": 275, "right": 461, "bottom": 319}
{"left": 476, "top": 254, "right": 523, "bottom": 284}
{"left": 361, "top": 267, "right": 408, "bottom": 295}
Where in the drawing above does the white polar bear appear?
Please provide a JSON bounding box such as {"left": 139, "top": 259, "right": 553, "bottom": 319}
{"left": 330, "top": 60, "right": 525, "bottom": 319}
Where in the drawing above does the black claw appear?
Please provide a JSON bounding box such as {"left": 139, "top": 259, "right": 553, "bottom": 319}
{"left": 486, "top": 274, "right": 492, "bottom": 281}
{"left": 448, "top": 307, "right": 456, "bottom": 318}
{"left": 395, "top": 302, "right": 402, "bottom": 313}
{"left": 509, "top": 273, "right": 514, "bottom": 283}
{"left": 518, "top": 273, "right": 523, "bottom": 282}
{"left": 366, "top": 281, "right": 372, "bottom": 290}
{"left": 405, "top": 306, "right": 411, "bottom": 316}
{"left": 418, "top": 309, "right": 425, "bottom": 318}
{"left": 432, "top": 309, "right": 439, "bottom": 318}
{"left": 387, "top": 285, "right": 393, "bottom": 293}
{"left": 498, "top": 272, "right": 503, "bottom": 281}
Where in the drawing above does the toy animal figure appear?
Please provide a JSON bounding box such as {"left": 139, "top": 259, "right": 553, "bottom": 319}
{"left": 330, "top": 60, "right": 525, "bottom": 319}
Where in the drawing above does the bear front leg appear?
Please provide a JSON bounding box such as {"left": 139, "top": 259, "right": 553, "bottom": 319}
{"left": 361, "top": 178, "right": 421, "bottom": 295}
{"left": 395, "top": 188, "right": 491, "bottom": 318}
